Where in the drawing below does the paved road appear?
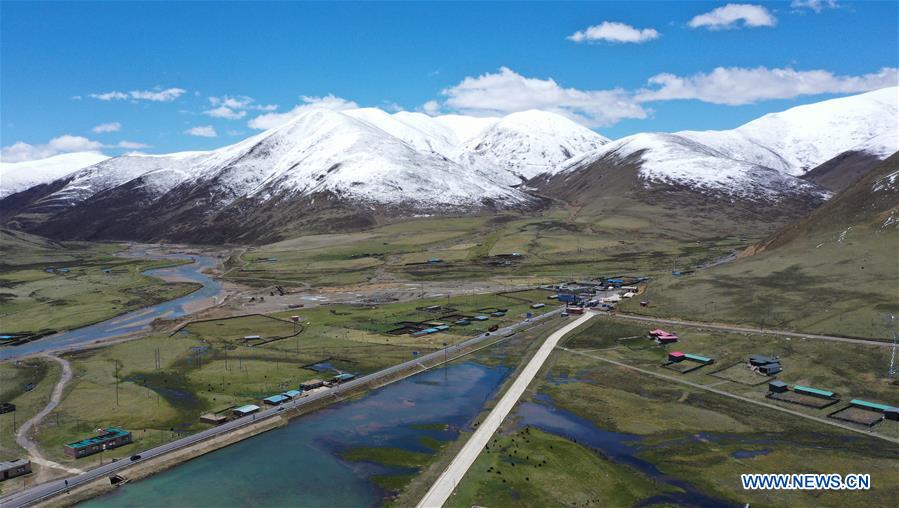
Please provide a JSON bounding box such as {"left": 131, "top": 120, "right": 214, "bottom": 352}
{"left": 560, "top": 347, "right": 899, "bottom": 445}
{"left": 14, "top": 355, "right": 82, "bottom": 478}
{"left": 417, "top": 312, "right": 595, "bottom": 508}
{"left": 615, "top": 313, "right": 891, "bottom": 347}
{"left": 1, "top": 308, "right": 564, "bottom": 508}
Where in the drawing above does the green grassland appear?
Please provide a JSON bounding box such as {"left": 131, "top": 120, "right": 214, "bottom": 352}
{"left": 0, "top": 357, "right": 60, "bottom": 464}
{"left": 448, "top": 427, "right": 661, "bottom": 508}
{"left": 0, "top": 230, "right": 200, "bottom": 334}
{"left": 25, "top": 291, "right": 560, "bottom": 465}
{"left": 528, "top": 352, "right": 899, "bottom": 507}
{"left": 560, "top": 317, "right": 898, "bottom": 435}
{"left": 226, "top": 210, "right": 754, "bottom": 288}
{"left": 443, "top": 315, "right": 899, "bottom": 506}
{"left": 619, "top": 229, "right": 898, "bottom": 340}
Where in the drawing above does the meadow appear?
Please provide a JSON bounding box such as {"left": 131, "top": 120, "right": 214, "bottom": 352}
{"left": 448, "top": 316, "right": 899, "bottom": 507}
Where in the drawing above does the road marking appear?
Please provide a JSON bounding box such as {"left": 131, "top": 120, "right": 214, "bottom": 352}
{"left": 417, "top": 312, "right": 594, "bottom": 508}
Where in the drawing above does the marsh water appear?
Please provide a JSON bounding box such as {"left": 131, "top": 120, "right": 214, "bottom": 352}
{"left": 84, "top": 360, "right": 511, "bottom": 507}
{"left": 0, "top": 252, "right": 223, "bottom": 361}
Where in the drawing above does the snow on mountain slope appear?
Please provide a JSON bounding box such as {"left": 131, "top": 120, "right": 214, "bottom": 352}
{"left": 679, "top": 87, "right": 898, "bottom": 174}
{"left": 553, "top": 87, "right": 897, "bottom": 200}
{"left": 0, "top": 152, "right": 109, "bottom": 198}
{"left": 179, "top": 108, "right": 528, "bottom": 207}
{"left": 41, "top": 150, "right": 209, "bottom": 208}
{"left": 576, "top": 132, "right": 824, "bottom": 200}
{"left": 12, "top": 108, "right": 603, "bottom": 213}
{"left": 343, "top": 108, "right": 459, "bottom": 156}
{"left": 456, "top": 110, "right": 610, "bottom": 183}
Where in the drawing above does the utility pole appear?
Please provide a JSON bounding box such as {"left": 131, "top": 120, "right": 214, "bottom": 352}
{"left": 886, "top": 314, "right": 897, "bottom": 378}
{"left": 115, "top": 361, "right": 120, "bottom": 407}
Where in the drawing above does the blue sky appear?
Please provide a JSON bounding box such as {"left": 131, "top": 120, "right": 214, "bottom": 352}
{"left": 1, "top": 0, "right": 897, "bottom": 161}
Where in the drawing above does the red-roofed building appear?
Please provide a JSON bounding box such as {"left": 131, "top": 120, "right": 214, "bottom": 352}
{"left": 668, "top": 351, "right": 685, "bottom": 362}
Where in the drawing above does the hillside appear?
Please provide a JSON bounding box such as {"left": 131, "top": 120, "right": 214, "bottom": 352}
{"left": 626, "top": 153, "right": 899, "bottom": 339}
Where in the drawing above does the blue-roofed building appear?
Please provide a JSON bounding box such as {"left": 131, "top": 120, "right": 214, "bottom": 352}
{"left": 490, "top": 311, "right": 505, "bottom": 317}
{"left": 454, "top": 319, "right": 470, "bottom": 325}
{"left": 263, "top": 394, "right": 289, "bottom": 405}
{"left": 282, "top": 390, "right": 302, "bottom": 399}
{"left": 233, "top": 404, "right": 261, "bottom": 416}
{"left": 64, "top": 427, "right": 132, "bottom": 458}
{"left": 434, "top": 325, "right": 449, "bottom": 331}
{"left": 473, "top": 316, "right": 489, "bottom": 321}
{"left": 333, "top": 373, "right": 355, "bottom": 383}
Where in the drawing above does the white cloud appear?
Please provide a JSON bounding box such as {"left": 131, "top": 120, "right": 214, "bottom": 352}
{"left": 689, "top": 4, "right": 776, "bottom": 30}
{"left": 790, "top": 0, "right": 838, "bottom": 13}
{"left": 248, "top": 95, "right": 359, "bottom": 130}
{"left": 636, "top": 66, "right": 899, "bottom": 105}
{"left": 92, "top": 122, "right": 122, "bottom": 133}
{"left": 204, "top": 106, "right": 247, "bottom": 120}
{"left": 439, "top": 67, "right": 648, "bottom": 127}
{"left": 116, "top": 141, "right": 150, "bottom": 149}
{"left": 1, "top": 135, "right": 105, "bottom": 162}
{"left": 204, "top": 95, "right": 277, "bottom": 120}
{"left": 420, "top": 100, "right": 442, "bottom": 116}
{"left": 568, "top": 21, "right": 660, "bottom": 44}
{"left": 184, "top": 125, "right": 218, "bottom": 138}
{"left": 89, "top": 87, "right": 186, "bottom": 102}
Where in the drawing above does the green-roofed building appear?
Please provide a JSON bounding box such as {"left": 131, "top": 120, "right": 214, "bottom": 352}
{"left": 850, "top": 399, "right": 897, "bottom": 413}
{"left": 684, "top": 354, "right": 714, "bottom": 365}
{"left": 793, "top": 385, "right": 836, "bottom": 399}
{"left": 64, "top": 427, "right": 132, "bottom": 458}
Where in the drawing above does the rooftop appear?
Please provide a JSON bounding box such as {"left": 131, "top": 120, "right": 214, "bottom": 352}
{"left": 66, "top": 427, "right": 130, "bottom": 449}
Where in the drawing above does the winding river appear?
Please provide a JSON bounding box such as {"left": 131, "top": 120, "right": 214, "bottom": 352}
{"left": 0, "top": 252, "right": 223, "bottom": 361}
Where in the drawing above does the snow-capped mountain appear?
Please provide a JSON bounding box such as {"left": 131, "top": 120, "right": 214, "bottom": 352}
{"left": 456, "top": 110, "right": 610, "bottom": 184}
{"left": 2, "top": 87, "right": 896, "bottom": 243}
{"left": 9, "top": 108, "right": 600, "bottom": 217}
{"left": 0, "top": 152, "right": 109, "bottom": 198}
{"left": 548, "top": 86, "right": 898, "bottom": 200}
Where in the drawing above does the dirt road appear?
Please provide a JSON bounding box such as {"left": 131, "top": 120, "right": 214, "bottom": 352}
{"left": 14, "top": 355, "right": 82, "bottom": 479}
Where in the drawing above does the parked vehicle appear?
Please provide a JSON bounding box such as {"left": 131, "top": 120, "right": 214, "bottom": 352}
{"left": 130, "top": 455, "right": 142, "bottom": 461}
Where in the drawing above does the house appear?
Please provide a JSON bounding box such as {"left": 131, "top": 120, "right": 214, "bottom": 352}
{"left": 233, "top": 404, "right": 261, "bottom": 417}
{"left": 886, "top": 408, "right": 899, "bottom": 421}
{"left": 758, "top": 363, "right": 782, "bottom": 376}
{"left": 649, "top": 329, "right": 675, "bottom": 338}
{"left": 490, "top": 311, "right": 506, "bottom": 317}
{"left": 768, "top": 380, "right": 789, "bottom": 393}
{"left": 0, "top": 459, "right": 32, "bottom": 481}
{"left": 749, "top": 355, "right": 778, "bottom": 367}
{"left": 333, "top": 373, "right": 355, "bottom": 383}
{"left": 531, "top": 303, "right": 545, "bottom": 309}
{"left": 850, "top": 399, "right": 898, "bottom": 414}
{"left": 282, "top": 390, "right": 302, "bottom": 399}
{"left": 64, "top": 428, "right": 132, "bottom": 459}
{"left": 300, "top": 379, "right": 325, "bottom": 390}
{"left": 200, "top": 413, "right": 229, "bottom": 425}
{"left": 668, "top": 351, "right": 686, "bottom": 362}
{"left": 793, "top": 385, "right": 835, "bottom": 399}
{"left": 656, "top": 335, "right": 678, "bottom": 344}
{"left": 454, "top": 319, "right": 470, "bottom": 325}
{"left": 684, "top": 354, "right": 714, "bottom": 365}
{"left": 263, "top": 394, "right": 289, "bottom": 405}
{"left": 567, "top": 306, "right": 585, "bottom": 315}
{"left": 473, "top": 316, "right": 489, "bottom": 321}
